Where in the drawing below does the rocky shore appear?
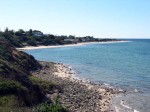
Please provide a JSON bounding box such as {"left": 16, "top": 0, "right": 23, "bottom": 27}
{"left": 32, "top": 61, "right": 122, "bottom": 112}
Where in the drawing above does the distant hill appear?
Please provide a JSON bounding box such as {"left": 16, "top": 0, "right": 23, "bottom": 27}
{"left": 0, "top": 28, "right": 118, "bottom": 47}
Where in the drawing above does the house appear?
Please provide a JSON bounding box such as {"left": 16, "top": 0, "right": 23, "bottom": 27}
{"left": 64, "top": 39, "right": 75, "bottom": 42}
{"left": 81, "top": 38, "right": 86, "bottom": 42}
{"left": 64, "top": 39, "right": 79, "bottom": 42}
{"left": 33, "top": 30, "right": 44, "bottom": 37}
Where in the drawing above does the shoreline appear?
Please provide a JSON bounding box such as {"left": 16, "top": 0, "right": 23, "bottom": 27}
{"left": 32, "top": 61, "right": 123, "bottom": 112}
{"left": 24, "top": 40, "right": 130, "bottom": 111}
{"left": 17, "top": 41, "right": 128, "bottom": 50}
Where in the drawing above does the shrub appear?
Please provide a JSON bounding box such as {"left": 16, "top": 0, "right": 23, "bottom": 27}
{"left": 26, "top": 39, "right": 37, "bottom": 46}
{"left": 0, "top": 95, "right": 19, "bottom": 107}
{"left": 29, "top": 76, "right": 55, "bottom": 93}
{"left": 0, "top": 80, "right": 28, "bottom": 95}
{"left": 41, "top": 96, "right": 67, "bottom": 112}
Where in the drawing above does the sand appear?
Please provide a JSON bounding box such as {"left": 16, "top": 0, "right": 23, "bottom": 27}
{"left": 17, "top": 41, "right": 128, "bottom": 50}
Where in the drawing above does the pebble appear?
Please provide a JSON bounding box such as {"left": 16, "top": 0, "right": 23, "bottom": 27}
{"left": 32, "top": 61, "right": 121, "bottom": 112}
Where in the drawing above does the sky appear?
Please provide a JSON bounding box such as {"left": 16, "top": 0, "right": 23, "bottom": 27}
{"left": 0, "top": 0, "right": 150, "bottom": 38}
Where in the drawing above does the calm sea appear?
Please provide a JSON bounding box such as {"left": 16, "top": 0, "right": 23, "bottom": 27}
{"left": 26, "top": 39, "right": 150, "bottom": 112}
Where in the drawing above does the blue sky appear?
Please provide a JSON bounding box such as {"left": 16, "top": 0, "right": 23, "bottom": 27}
{"left": 0, "top": 0, "right": 150, "bottom": 38}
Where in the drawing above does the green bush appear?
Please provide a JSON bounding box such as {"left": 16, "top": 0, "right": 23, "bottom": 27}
{"left": 0, "top": 45, "right": 12, "bottom": 60}
{"left": 29, "top": 76, "right": 55, "bottom": 93}
{"left": 26, "top": 39, "right": 37, "bottom": 46}
{"left": 0, "top": 80, "right": 28, "bottom": 95}
{"left": 41, "top": 97, "right": 67, "bottom": 112}
{"left": 0, "top": 95, "right": 19, "bottom": 107}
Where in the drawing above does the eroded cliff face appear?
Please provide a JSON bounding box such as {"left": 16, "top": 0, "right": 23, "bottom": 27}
{"left": 0, "top": 40, "right": 41, "bottom": 78}
{"left": 0, "top": 40, "right": 46, "bottom": 107}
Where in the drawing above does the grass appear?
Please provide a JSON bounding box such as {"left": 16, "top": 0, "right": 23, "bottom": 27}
{"left": 0, "top": 95, "right": 19, "bottom": 107}
{"left": 0, "top": 95, "right": 32, "bottom": 112}
{"left": 29, "top": 75, "right": 56, "bottom": 93}
{"left": 0, "top": 80, "right": 28, "bottom": 95}
{"left": 0, "top": 76, "right": 67, "bottom": 112}
{"left": 40, "top": 95, "right": 68, "bottom": 112}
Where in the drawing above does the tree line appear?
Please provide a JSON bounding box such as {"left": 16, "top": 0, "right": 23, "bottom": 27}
{"left": 0, "top": 28, "right": 118, "bottom": 47}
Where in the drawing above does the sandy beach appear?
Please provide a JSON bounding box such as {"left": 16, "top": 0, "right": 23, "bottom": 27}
{"left": 32, "top": 61, "right": 123, "bottom": 112}
{"left": 17, "top": 41, "right": 128, "bottom": 50}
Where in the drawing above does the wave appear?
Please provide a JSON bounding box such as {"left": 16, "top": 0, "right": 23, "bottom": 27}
{"left": 134, "top": 89, "right": 138, "bottom": 93}
{"left": 104, "top": 83, "right": 109, "bottom": 86}
{"left": 120, "top": 101, "right": 132, "bottom": 109}
{"left": 114, "top": 106, "right": 120, "bottom": 112}
{"left": 120, "top": 101, "right": 140, "bottom": 112}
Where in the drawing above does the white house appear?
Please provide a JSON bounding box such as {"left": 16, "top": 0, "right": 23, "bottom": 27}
{"left": 33, "top": 31, "right": 44, "bottom": 37}
{"left": 64, "top": 39, "right": 75, "bottom": 42}
{"left": 64, "top": 39, "right": 79, "bottom": 43}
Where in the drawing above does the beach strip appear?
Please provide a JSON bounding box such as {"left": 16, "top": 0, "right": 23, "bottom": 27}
{"left": 17, "top": 41, "right": 128, "bottom": 50}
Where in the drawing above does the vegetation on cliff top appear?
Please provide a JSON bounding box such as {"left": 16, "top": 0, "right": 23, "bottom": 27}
{"left": 0, "top": 28, "right": 118, "bottom": 47}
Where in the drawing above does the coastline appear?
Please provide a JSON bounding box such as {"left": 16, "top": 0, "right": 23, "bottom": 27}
{"left": 23, "top": 40, "right": 130, "bottom": 111}
{"left": 17, "top": 41, "right": 128, "bottom": 50}
{"left": 32, "top": 61, "right": 123, "bottom": 112}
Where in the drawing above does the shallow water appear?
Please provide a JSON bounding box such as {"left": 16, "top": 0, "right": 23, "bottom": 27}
{"left": 26, "top": 39, "right": 150, "bottom": 112}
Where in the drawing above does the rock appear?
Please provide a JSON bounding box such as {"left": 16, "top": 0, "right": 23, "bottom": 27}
{"left": 31, "top": 61, "right": 119, "bottom": 112}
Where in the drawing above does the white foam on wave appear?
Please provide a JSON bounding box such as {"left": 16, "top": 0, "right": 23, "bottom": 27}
{"left": 134, "top": 89, "right": 138, "bottom": 93}
{"left": 80, "top": 77, "right": 90, "bottom": 83}
{"left": 120, "top": 101, "right": 140, "bottom": 112}
{"left": 114, "top": 106, "right": 120, "bottom": 112}
{"left": 104, "top": 83, "right": 109, "bottom": 86}
{"left": 121, "top": 101, "right": 133, "bottom": 109}
{"left": 119, "top": 88, "right": 124, "bottom": 92}
{"left": 134, "top": 109, "right": 140, "bottom": 112}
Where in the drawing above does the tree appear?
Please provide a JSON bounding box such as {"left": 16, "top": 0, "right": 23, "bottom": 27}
{"left": 4, "top": 27, "right": 9, "bottom": 33}
{"left": 69, "top": 35, "right": 75, "bottom": 39}
{"left": 29, "top": 29, "right": 33, "bottom": 36}
{"left": 27, "top": 39, "right": 37, "bottom": 46}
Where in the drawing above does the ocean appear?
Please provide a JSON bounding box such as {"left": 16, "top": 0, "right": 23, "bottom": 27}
{"left": 26, "top": 39, "right": 150, "bottom": 112}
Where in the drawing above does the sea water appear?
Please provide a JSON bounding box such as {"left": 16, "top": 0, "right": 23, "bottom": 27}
{"left": 26, "top": 39, "right": 150, "bottom": 112}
